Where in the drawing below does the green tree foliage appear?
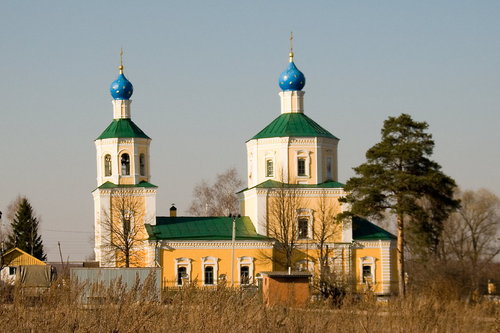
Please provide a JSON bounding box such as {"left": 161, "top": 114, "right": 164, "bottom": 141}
{"left": 340, "top": 114, "right": 458, "bottom": 296}
{"left": 6, "top": 197, "right": 46, "bottom": 261}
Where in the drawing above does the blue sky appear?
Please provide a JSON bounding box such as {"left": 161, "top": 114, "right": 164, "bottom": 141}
{"left": 1, "top": 1, "right": 499, "bottom": 261}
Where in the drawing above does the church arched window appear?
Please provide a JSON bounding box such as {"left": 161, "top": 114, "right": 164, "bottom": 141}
{"left": 121, "top": 153, "right": 130, "bottom": 176}
{"left": 104, "top": 154, "right": 112, "bottom": 177}
{"left": 139, "top": 154, "right": 145, "bottom": 176}
{"left": 266, "top": 159, "right": 274, "bottom": 177}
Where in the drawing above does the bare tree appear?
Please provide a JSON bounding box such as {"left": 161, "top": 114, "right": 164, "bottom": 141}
{"left": 267, "top": 181, "right": 305, "bottom": 269}
{"left": 442, "top": 188, "right": 500, "bottom": 298}
{"left": 313, "top": 192, "right": 342, "bottom": 295}
{"left": 0, "top": 196, "right": 22, "bottom": 247}
{"left": 188, "top": 168, "right": 242, "bottom": 216}
{"left": 101, "top": 192, "right": 150, "bottom": 267}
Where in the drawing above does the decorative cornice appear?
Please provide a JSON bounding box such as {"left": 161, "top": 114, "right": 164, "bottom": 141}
{"left": 255, "top": 188, "right": 345, "bottom": 196}
{"left": 289, "top": 138, "right": 316, "bottom": 144}
{"left": 155, "top": 240, "right": 275, "bottom": 249}
{"left": 97, "top": 137, "right": 151, "bottom": 145}
{"left": 95, "top": 187, "right": 157, "bottom": 195}
{"left": 251, "top": 137, "right": 290, "bottom": 145}
{"left": 351, "top": 240, "right": 395, "bottom": 249}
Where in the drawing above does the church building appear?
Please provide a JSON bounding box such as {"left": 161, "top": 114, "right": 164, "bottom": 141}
{"left": 93, "top": 46, "right": 397, "bottom": 294}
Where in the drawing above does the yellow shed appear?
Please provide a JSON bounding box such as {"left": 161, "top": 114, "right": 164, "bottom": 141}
{"left": 1, "top": 247, "right": 46, "bottom": 284}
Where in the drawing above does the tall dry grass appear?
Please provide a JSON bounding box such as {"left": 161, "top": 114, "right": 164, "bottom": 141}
{"left": 0, "top": 278, "right": 498, "bottom": 333}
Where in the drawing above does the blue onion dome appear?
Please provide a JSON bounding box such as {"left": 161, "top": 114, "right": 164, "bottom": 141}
{"left": 110, "top": 66, "right": 133, "bottom": 100}
{"left": 278, "top": 52, "right": 306, "bottom": 91}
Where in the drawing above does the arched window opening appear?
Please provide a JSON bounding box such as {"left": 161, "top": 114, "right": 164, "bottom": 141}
{"left": 104, "top": 154, "right": 112, "bottom": 177}
{"left": 266, "top": 159, "right": 273, "bottom": 177}
{"left": 121, "top": 153, "right": 130, "bottom": 176}
{"left": 139, "top": 154, "right": 146, "bottom": 176}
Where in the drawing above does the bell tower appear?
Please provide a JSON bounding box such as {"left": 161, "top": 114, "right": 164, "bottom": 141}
{"left": 92, "top": 53, "right": 156, "bottom": 267}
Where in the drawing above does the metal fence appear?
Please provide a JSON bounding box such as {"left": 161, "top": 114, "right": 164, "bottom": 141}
{"left": 70, "top": 267, "right": 161, "bottom": 304}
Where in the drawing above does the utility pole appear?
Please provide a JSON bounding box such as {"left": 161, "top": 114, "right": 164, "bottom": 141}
{"left": 230, "top": 214, "right": 240, "bottom": 287}
{"left": 58, "top": 241, "right": 64, "bottom": 272}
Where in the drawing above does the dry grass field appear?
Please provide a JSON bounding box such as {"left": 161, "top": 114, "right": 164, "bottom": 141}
{"left": 0, "top": 279, "right": 498, "bottom": 333}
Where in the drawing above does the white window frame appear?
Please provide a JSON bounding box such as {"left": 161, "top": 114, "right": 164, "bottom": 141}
{"left": 201, "top": 256, "right": 219, "bottom": 286}
{"left": 296, "top": 151, "right": 310, "bottom": 178}
{"left": 295, "top": 259, "right": 315, "bottom": 273}
{"left": 175, "top": 257, "right": 192, "bottom": 286}
{"left": 264, "top": 151, "right": 276, "bottom": 178}
{"left": 237, "top": 256, "right": 255, "bottom": 286}
{"left": 265, "top": 158, "right": 274, "bottom": 178}
{"left": 359, "top": 256, "right": 376, "bottom": 285}
{"left": 104, "top": 154, "right": 112, "bottom": 177}
{"left": 120, "top": 151, "right": 131, "bottom": 176}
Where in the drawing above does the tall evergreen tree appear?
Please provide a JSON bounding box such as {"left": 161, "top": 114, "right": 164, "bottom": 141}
{"left": 340, "top": 114, "right": 458, "bottom": 296}
{"left": 6, "top": 197, "right": 46, "bottom": 261}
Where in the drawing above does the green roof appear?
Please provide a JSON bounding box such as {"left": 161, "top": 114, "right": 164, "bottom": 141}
{"left": 352, "top": 216, "right": 396, "bottom": 241}
{"left": 238, "top": 179, "right": 345, "bottom": 193}
{"left": 250, "top": 113, "right": 338, "bottom": 141}
{"left": 146, "top": 216, "right": 270, "bottom": 241}
{"left": 96, "top": 118, "right": 150, "bottom": 140}
{"left": 97, "top": 181, "right": 158, "bottom": 189}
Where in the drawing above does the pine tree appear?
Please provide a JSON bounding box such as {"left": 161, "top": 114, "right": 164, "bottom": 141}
{"left": 6, "top": 197, "right": 46, "bottom": 261}
{"left": 340, "top": 114, "right": 458, "bottom": 296}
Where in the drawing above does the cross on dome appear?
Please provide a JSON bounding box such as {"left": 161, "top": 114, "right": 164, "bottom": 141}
{"left": 278, "top": 33, "right": 305, "bottom": 91}
{"left": 110, "top": 49, "right": 133, "bottom": 100}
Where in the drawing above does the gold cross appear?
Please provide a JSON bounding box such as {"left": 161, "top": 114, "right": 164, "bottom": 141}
{"left": 119, "top": 48, "right": 124, "bottom": 73}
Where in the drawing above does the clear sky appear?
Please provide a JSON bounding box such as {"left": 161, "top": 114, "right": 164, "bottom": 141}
{"left": 0, "top": 1, "right": 499, "bottom": 261}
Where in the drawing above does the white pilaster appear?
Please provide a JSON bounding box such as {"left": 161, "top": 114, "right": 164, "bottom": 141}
{"left": 380, "top": 242, "right": 392, "bottom": 294}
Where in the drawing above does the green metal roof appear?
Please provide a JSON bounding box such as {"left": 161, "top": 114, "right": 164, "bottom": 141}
{"left": 238, "top": 179, "right": 345, "bottom": 193}
{"left": 96, "top": 118, "right": 150, "bottom": 140}
{"left": 97, "top": 181, "right": 158, "bottom": 189}
{"left": 249, "top": 113, "right": 338, "bottom": 141}
{"left": 352, "top": 216, "right": 396, "bottom": 241}
{"left": 146, "top": 216, "right": 270, "bottom": 241}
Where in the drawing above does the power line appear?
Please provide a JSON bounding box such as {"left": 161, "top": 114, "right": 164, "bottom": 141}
{"left": 41, "top": 229, "right": 93, "bottom": 234}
